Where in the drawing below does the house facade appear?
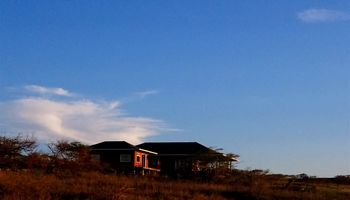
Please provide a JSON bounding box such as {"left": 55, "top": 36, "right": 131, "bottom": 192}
{"left": 90, "top": 141, "right": 237, "bottom": 178}
{"left": 90, "top": 141, "right": 160, "bottom": 175}
{"left": 137, "top": 142, "right": 223, "bottom": 178}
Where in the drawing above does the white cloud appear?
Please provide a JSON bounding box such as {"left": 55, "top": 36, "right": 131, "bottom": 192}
{"left": 297, "top": 9, "right": 350, "bottom": 23}
{"left": 25, "top": 85, "right": 74, "bottom": 97}
{"left": 134, "top": 90, "right": 159, "bottom": 98}
{"left": 0, "top": 86, "right": 169, "bottom": 144}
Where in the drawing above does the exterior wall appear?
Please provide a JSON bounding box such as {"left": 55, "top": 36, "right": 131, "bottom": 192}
{"left": 158, "top": 157, "right": 176, "bottom": 177}
{"left": 92, "top": 149, "right": 160, "bottom": 175}
{"left": 134, "top": 151, "right": 148, "bottom": 168}
{"left": 91, "top": 150, "right": 135, "bottom": 173}
{"left": 134, "top": 151, "right": 160, "bottom": 171}
{"left": 158, "top": 156, "right": 198, "bottom": 178}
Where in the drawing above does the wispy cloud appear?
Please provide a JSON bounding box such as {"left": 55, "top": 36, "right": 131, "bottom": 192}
{"left": 297, "top": 9, "right": 350, "bottom": 23}
{"left": 134, "top": 90, "right": 159, "bottom": 98}
{"left": 24, "top": 85, "right": 74, "bottom": 97}
{"left": 0, "top": 85, "right": 169, "bottom": 144}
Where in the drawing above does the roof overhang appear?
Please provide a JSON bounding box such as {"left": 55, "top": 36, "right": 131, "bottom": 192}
{"left": 91, "top": 148, "right": 135, "bottom": 151}
{"left": 138, "top": 148, "right": 158, "bottom": 155}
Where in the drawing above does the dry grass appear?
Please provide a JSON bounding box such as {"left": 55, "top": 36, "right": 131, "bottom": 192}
{"left": 0, "top": 171, "right": 349, "bottom": 200}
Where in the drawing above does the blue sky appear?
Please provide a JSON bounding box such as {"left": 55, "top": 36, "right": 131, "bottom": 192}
{"left": 0, "top": 1, "right": 349, "bottom": 177}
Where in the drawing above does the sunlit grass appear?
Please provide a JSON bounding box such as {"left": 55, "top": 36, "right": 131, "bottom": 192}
{"left": 0, "top": 170, "right": 349, "bottom": 200}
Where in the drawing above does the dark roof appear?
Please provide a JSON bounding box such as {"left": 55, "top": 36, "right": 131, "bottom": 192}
{"left": 91, "top": 141, "right": 136, "bottom": 150}
{"left": 137, "top": 142, "right": 216, "bottom": 155}
{"left": 91, "top": 141, "right": 158, "bottom": 154}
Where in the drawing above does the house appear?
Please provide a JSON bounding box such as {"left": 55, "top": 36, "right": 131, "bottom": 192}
{"left": 90, "top": 141, "right": 160, "bottom": 175}
{"left": 90, "top": 141, "right": 237, "bottom": 178}
{"left": 137, "top": 142, "right": 231, "bottom": 178}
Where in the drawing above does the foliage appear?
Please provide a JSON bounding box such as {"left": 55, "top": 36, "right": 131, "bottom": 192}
{"left": 0, "top": 135, "right": 349, "bottom": 199}
{"left": 47, "top": 140, "right": 101, "bottom": 175}
{"left": 0, "top": 135, "right": 37, "bottom": 169}
{"left": 0, "top": 135, "right": 100, "bottom": 174}
{"left": 48, "top": 140, "right": 87, "bottom": 161}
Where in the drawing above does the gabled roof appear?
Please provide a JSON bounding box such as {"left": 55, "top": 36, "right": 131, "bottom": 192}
{"left": 137, "top": 142, "right": 217, "bottom": 156}
{"left": 91, "top": 141, "right": 135, "bottom": 150}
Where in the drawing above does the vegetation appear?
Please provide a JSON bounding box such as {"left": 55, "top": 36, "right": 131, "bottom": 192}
{"left": 0, "top": 135, "right": 349, "bottom": 200}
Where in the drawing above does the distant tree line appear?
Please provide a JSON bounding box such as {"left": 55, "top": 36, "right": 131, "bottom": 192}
{"left": 0, "top": 135, "right": 100, "bottom": 175}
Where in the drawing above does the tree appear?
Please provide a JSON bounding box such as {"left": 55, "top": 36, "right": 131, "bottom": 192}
{"left": 48, "top": 140, "right": 88, "bottom": 161}
{"left": 48, "top": 140, "right": 100, "bottom": 174}
{"left": 0, "top": 135, "right": 37, "bottom": 169}
{"left": 225, "top": 153, "right": 239, "bottom": 169}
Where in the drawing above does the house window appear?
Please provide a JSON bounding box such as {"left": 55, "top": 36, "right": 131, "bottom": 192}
{"left": 120, "top": 154, "right": 131, "bottom": 162}
{"left": 136, "top": 156, "right": 140, "bottom": 162}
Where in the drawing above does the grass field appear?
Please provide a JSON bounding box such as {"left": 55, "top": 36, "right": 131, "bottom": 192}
{"left": 0, "top": 170, "right": 349, "bottom": 200}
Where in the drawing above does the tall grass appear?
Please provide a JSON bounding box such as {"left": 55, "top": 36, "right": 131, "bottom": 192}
{"left": 0, "top": 170, "right": 349, "bottom": 200}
